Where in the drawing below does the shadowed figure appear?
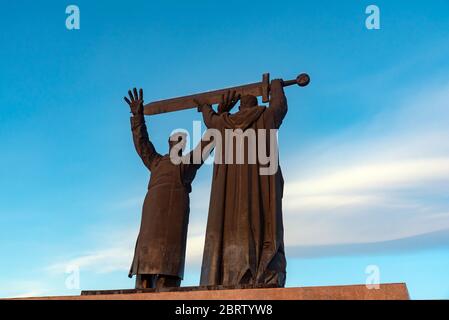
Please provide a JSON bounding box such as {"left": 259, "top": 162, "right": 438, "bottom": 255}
{"left": 124, "top": 88, "right": 234, "bottom": 289}
{"left": 196, "top": 80, "right": 288, "bottom": 287}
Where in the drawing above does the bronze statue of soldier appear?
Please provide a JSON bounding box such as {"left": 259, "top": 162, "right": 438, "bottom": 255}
{"left": 196, "top": 80, "right": 289, "bottom": 288}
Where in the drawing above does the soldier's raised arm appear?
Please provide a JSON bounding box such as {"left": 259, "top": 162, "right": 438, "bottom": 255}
{"left": 196, "top": 101, "right": 221, "bottom": 129}
{"left": 267, "top": 79, "right": 288, "bottom": 128}
{"left": 124, "top": 88, "right": 161, "bottom": 171}
{"left": 195, "top": 90, "right": 240, "bottom": 129}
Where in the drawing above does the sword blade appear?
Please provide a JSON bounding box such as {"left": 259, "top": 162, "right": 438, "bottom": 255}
{"left": 143, "top": 74, "right": 270, "bottom": 116}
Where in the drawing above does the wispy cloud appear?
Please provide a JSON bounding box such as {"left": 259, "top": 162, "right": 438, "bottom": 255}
{"left": 282, "top": 82, "right": 449, "bottom": 249}
{"left": 46, "top": 246, "right": 133, "bottom": 274}
{"left": 0, "top": 280, "right": 50, "bottom": 299}
{"left": 287, "top": 229, "right": 449, "bottom": 258}
{"left": 45, "top": 223, "right": 206, "bottom": 277}
{"left": 287, "top": 158, "right": 449, "bottom": 196}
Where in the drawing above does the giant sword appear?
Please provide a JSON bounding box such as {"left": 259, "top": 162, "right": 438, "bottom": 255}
{"left": 143, "top": 73, "right": 310, "bottom": 116}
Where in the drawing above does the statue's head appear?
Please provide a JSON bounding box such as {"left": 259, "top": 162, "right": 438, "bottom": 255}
{"left": 239, "top": 95, "right": 258, "bottom": 110}
{"left": 168, "top": 132, "right": 187, "bottom": 154}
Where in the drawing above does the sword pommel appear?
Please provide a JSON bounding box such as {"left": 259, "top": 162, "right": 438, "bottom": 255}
{"left": 297, "top": 73, "right": 311, "bottom": 87}
{"left": 283, "top": 73, "right": 310, "bottom": 88}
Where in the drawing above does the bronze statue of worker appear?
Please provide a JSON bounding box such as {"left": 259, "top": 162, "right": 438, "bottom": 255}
{"left": 124, "top": 88, "right": 238, "bottom": 289}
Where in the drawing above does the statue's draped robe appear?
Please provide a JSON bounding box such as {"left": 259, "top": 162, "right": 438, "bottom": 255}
{"left": 128, "top": 114, "right": 204, "bottom": 279}
{"left": 200, "top": 82, "right": 287, "bottom": 287}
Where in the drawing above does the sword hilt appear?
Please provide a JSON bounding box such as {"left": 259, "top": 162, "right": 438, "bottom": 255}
{"left": 260, "top": 73, "right": 310, "bottom": 103}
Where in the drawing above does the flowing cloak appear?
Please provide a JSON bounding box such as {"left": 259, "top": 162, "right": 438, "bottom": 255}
{"left": 128, "top": 114, "right": 207, "bottom": 279}
{"left": 199, "top": 81, "right": 288, "bottom": 287}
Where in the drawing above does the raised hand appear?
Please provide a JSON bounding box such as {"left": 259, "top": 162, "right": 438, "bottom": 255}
{"left": 217, "top": 90, "right": 240, "bottom": 114}
{"left": 124, "top": 88, "right": 144, "bottom": 116}
{"left": 194, "top": 98, "right": 212, "bottom": 113}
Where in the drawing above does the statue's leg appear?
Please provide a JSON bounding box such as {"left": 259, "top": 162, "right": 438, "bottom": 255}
{"left": 260, "top": 247, "right": 287, "bottom": 288}
{"left": 263, "top": 270, "right": 286, "bottom": 288}
{"left": 155, "top": 275, "right": 181, "bottom": 289}
{"left": 135, "top": 274, "right": 157, "bottom": 289}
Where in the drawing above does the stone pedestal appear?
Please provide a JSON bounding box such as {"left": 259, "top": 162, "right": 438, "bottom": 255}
{"left": 14, "top": 283, "right": 410, "bottom": 300}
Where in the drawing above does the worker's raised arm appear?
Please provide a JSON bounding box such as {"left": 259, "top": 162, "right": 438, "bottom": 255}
{"left": 194, "top": 97, "right": 225, "bottom": 130}
{"left": 267, "top": 79, "right": 288, "bottom": 128}
{"left": 181, "top": 136, "right": 215, "bottom": 181}
{"left": 125, "top": 88, "right": 161, "bottom": 171}
{"left": 198, "top": 103, "right": 221, "bottom": 129}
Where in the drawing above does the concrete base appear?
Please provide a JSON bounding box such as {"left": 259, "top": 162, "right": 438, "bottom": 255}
{"left": 13, "top": 283, "right": 410, "bottom": 300}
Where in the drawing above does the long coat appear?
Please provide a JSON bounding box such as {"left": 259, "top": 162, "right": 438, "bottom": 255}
{"left": 128, "top": 114, "right": 204, "bottom": 279}
{"left": 199, "top": 80, "right": 287, "bottom": 287}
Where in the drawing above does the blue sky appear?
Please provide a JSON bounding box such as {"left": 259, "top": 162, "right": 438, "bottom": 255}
{"left": 1, "top": 0, "right": 449, "bottom": 299}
